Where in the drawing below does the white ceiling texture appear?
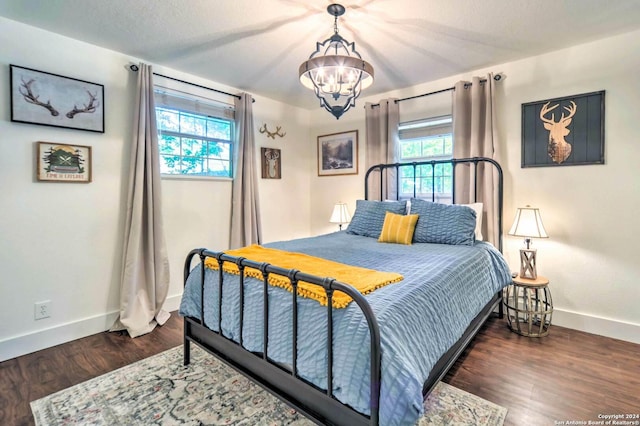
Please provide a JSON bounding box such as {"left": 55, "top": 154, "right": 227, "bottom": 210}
{"left": 1, "top": 0, "right": 640, "bottom": 109}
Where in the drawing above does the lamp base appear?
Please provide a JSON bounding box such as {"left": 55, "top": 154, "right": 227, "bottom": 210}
{"left": 519, "top": 248, "right": 538, "bottom": 279}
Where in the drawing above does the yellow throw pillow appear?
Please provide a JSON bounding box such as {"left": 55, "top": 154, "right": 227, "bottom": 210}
{"left": 378, "top": 212, "right": 419, "bottom": 245}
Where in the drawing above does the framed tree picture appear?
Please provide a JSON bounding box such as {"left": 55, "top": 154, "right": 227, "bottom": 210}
{"left": 521, "top": 91, "right": 605, "bottom": 167}
{"left": 10, "top": 65, "right": 105, "bottom": 133}
{"left": 317, "top": 130, "right": 358, "bottom": 176}
{"left": 37, "top": 142, "right": 92, "bottom": 183}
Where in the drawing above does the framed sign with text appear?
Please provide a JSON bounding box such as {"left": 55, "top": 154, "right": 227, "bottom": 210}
{"left": 37, "top": 142, "right": 92, "bottom": 183}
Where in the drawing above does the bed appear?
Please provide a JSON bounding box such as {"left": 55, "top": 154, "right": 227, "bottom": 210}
{"left": 179, "top": 157, "right": 511, "bottom": 426}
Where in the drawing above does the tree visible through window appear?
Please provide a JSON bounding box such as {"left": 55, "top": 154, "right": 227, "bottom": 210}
{"left": 398, "top": 116, "right": 453, "bottom": 200}
{"left": 155, "top": 91, "right": 234, "bottom": 177}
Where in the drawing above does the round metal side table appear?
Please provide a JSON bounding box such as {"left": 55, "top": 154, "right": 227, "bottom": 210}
{"left": 504, "top": 275, "right": 553, "bottom": 337}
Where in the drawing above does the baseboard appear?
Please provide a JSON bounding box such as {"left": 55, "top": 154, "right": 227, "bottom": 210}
{"left": 553, "top": 308, "right": 640, "bottom": 344}
{"left": 0, "top": 294, "right": 183, "bottom": 362}
{"left": 3, "top": 298, "right": 637, "bottom": 362}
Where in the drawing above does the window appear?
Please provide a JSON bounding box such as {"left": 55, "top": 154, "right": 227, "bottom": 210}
{"left": 398, "top": 116, "right": 453, "bottom": 200}
{"left": 155, "top": 90, "right": 234, "bottom": 177}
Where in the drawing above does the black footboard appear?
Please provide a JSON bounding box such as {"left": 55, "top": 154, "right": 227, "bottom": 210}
{"left": 181, "top": 156, "right": 505, "bottom": 425}
{"left": 182, "top": 249, "right": 382, "bottom": 425}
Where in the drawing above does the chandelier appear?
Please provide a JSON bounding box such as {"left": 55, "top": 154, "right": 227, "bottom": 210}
{"left": 299, "top": 4, "right": 374, "bottom": 119}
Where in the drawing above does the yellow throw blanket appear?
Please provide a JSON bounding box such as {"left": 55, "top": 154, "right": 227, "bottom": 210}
{"left": 204, "top": 245, "right": 403, "bottom": 308}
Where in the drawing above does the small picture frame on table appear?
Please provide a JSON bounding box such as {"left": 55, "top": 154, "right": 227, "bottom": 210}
{"left": 317, "top": 130, "right": 358, "bottom": 176}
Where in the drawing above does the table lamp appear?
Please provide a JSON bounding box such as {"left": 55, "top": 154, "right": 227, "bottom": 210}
{"left": 330, "top": 202, "right": 351, "bottom": 230}
{"left": 508, "top": 205, "right": 548, "bottom": 279}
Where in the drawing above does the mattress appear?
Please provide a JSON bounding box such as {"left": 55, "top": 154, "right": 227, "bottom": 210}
{"left": 179, "top": 231, "right": 511, "bottom": 425}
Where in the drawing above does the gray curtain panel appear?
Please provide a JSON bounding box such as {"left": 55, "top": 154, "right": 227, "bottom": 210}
{"left": 229, "top": 93, "right": 262, "bottom": 249}
{"left": 111, "top": 63, "right": 170, "bottom": 338}
{"left": 453, "top": 74, "right": 501, "bottom": 246}
{"left": 364, "top": 99, "right": 400, "bottom": 200}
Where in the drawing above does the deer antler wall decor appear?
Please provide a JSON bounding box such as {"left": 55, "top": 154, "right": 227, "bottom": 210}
{"left": 66, "top": 91, "right": 100, "bottom": 119}
{"left": 10, "top": 65, "right": 105, "bottom": 133}
{"left": 19, "top": 78, "right": 59, "bottom": 116}
{"left": 18, "top": 81, "right": 100, "bottom": 120}
{"left": 259, "top": 124, "right": 286, "bottom": 139}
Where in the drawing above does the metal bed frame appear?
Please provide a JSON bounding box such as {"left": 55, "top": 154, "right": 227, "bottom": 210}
{"left": 182, "top": 157, "right": 504, "bottom": 426}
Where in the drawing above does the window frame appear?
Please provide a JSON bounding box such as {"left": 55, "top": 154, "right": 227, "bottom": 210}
{"left": 154, "top": 89, "right": 235, "bottom": 180}
{"left": 398, "top": 115, "right": 453, "bottom": 200}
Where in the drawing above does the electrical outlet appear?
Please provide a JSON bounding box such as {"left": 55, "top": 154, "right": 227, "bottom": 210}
{"left": 34, "top": 301, "right": 51, "bottom": 320}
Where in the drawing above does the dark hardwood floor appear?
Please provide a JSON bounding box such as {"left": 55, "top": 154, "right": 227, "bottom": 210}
{"left": 0, "top": 316, "right": 183, "bottom": 426}
{"left": 1, "top": 313, "right": 638, "bottom": 425}
{"left": 444, "top": 318, "right": 640, "bottom": 425}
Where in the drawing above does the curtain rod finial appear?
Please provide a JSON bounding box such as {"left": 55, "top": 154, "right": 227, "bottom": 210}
{"left": 127, "top": 63, "right": 139, "bottom": 72}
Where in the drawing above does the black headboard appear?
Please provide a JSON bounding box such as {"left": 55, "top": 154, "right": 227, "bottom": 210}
{"left": 364, "top": 157, "right": 504, "bottom": 252}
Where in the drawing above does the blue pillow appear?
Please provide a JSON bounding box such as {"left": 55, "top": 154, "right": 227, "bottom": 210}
{"left": 346, "top": 200, "right": 407, "bottom": 238}
{"left": 409, "top": 199, "right": 476, "bottom": 245}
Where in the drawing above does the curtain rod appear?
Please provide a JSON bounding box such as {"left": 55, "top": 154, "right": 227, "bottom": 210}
{"left": 370, "top": 74, "right": 503, "bottom": 107}
{"left": 128, "top": 64, "right": 253, "bottom": 102}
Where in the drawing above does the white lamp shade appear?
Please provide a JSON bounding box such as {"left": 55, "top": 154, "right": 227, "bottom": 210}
{"left": 329, "top": 203, "right": 351, "bottom": 224}
{"left": 508, "top": 206, "right": 548, "bottom": 238}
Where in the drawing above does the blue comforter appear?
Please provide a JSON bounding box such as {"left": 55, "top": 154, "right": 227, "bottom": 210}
{"left": 179, "top": 232, "right": 511, "bottom": 425}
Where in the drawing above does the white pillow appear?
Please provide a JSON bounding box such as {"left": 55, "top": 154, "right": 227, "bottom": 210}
{"left": 461, "top": 203, "right": 483, "bottom": 241}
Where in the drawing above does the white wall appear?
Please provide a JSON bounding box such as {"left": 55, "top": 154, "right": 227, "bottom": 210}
{"left": 309, "top": 29, "right": 640, "bottom": 343}
{"left": 497, "top": 30, "right": 639, "bottom": 343}
{"left": 0, "top": 16, "right": 312, "bottom": 361}
{"left": 309, "top": 88, "right": 454, "bottom": 235}
{"left": 1, "top": 17, "right": 637, "bottom": 361}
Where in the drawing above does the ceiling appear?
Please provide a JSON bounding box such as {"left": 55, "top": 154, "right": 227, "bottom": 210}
{"left": 2, "top": 0, "right": 640, "bottom": 110}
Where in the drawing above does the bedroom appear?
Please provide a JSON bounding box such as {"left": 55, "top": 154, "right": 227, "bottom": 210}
{"left": 0, "top": 1, "right": 638, "bottom": 425}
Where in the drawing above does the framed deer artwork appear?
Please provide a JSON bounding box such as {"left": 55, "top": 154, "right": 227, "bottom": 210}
{"left": 261, "top": 147, "right": 281, "bottom": 179}
{"left": 10, "top": 65, "right": 105, "bottom": 133}
{"left": 521, "top": 91, "right": 604, "bottom": 167}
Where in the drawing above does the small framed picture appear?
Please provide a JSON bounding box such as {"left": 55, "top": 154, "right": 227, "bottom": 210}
{"left": 317, "top": 130, "right": 358, "bottom": 176}
{"left": 261, "top": 147, "right": 281, "bottom": 179}
{"left": 10, "top": 64, "right": 105, "bottom": 133}
{"left": 37, "top": 142, "right": 92, "bottom": 183}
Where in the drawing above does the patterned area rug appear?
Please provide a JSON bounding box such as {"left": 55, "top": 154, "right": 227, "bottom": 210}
{"left": 31, "top": 345, "right": 506, "bottom": 425}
